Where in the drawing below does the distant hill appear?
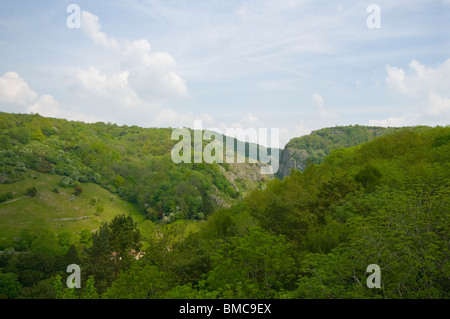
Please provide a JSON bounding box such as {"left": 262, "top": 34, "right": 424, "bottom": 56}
{"left": 277, "top": 125, "right": 399, "bottom": 178}
{"left": 0, "top": 112, "right": 273, "bottom": 226}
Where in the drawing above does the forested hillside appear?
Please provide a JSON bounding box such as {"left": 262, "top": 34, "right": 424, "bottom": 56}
{"left": 0, "top": 112, "right": 270, "bottom": 227}
{"left": 277, "top": 125, "right": 398, "bottom": 178}
{"left": 0, "top": 113, "right": 448, "bottom": 299}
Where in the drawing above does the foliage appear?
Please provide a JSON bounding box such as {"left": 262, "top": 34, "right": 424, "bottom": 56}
{"left": 0, "top": 191, "right": 13, "bottom": 203}
{"left": 0, "top": 272, "right": 22, "bottom": 299}
{"left": 25, "top": 186, "right": 38, "bottom": 197}
{"left": 1, "top": 112, "right": 448, "bottom": 299}
{"left": 102, "top": 260, "right": 169, "bottom": 299}
{"left": 73, "top": 185, "right": 83, "bottom": 196}
{"left": 0, "top": 112, "right": 255, "bottom": 222}
{"left": 277, "top": 125, "right": 398, "bottom": 178}
{"left": 284, "top": 125, "right": 396, "bottom": 165}
{"left": 200, "top": 226, "right": 298, "bottom": 298}
{"left": 84, "top": 214, "right": 142, "bottom": 293}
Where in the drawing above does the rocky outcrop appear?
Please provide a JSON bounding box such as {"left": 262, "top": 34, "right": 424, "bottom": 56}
{"left": 278, "top": 147, "right": 310, "bottom": 178}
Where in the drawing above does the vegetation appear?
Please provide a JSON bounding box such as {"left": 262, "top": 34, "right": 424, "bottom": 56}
{"left": 277, "top": 125, "right": 398, "bottom": 178}
{"left": 0, "top": 112, "right": 265, "bottom": 226}
{"left": 0, "top": 112, "right": 448, "bottom": 299}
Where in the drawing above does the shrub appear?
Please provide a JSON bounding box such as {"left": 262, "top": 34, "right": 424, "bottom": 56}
{"left": 73, "top": 186, "right": 83, "bottom": 196}
{"left": 0, "top": 191, "right": 13, "bottom": 203}
{"left": 15, "top": 162, "right": 27, "bottom": 172}
{"left": 95, "top": 205, "right": 105, "bottom": 216}
{"left": 59, "top": 177, "right": 73, "bottom": 188}
{"left": 25, "top": 187, "right": 38, "bottom": 197}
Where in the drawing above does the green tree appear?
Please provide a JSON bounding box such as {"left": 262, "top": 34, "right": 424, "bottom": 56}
{"left": 0, "top": 272, "right": 22, "bottom": 299}
{"left": 202, "top": 227, "right": 298, "bottom": 298}
{"left": 8, "top": 126, "right": 31, "bottom": 144}
{"left": 108, "top": 214, "right": 142, "bottom": 269}
{"left": 53, "top": 275, "right": 78, "bottom": 299}
{"left": 16, "top": 228, "right": 36, "bottom": 251}
{"left": 31, "top": 128, "right": 45, "bottom": 141}
{"left": 0, "top": 135, "right": 12, "bottom": 149}
{"left": 81, "top": 276, "right": 99, "bottom": 299}
{"left": 85, "top": 215, "right": 141, "bottom": 293}
{"left": 102, "top": 260, "right": 168, "bottom": 299}
{"left": 30, "top": 229, "right": 63, "bottom": 255}
{"left": 65, "top": 244, "right": 80, "bottom": 266}
{"left": 84, "top": 224, "right": 115, "bottom": 294}
{"left": 79, "top": 229, "right": 92, "bottom": 247}
{"left": 114, "top": 175, "right": 125, "bottom": 187}
{"left": 17, "top": 277, "right": 57, "bottom": 299}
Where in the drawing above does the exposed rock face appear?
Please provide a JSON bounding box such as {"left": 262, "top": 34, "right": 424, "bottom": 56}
{"left": 278, "top": 147, "right": 309, "bottom": 178}
{"left": 221, "top": 162, "right": 275, "bottom": 186}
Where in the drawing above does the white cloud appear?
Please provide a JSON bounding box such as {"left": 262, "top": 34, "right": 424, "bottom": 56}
{"left": 153, "top": 107, "right": 193, "bottom": 128}
{"left": 2, "top": 10, "right": 190, "bottom": 129}
{"left": 0, "top": 72, "right": 62, "bottom": 117}
{"left": 122, "top": 39, "right": 187, "bottom": 101}
{"left": 0, "top": 72, "right": 39, "bottom": 108}
{"left": 74, "top": 66, "right": 140, "bottom": 109}
{"left": 76, "top": 67, "right": 128, "bottom": 96}
{"left": 385, "top": 65, "right": 411, "bottom": 95}
{"left": 368, "top": 112, "right": 420, "bottom": 127}
{"left": 312, "top": 93, "right": 324, "bottom": 109}
{"left": 151, "top": 107, "right": 216, "bottom": 129}
{"left": 378, "top": 58, "right": 450, "bottom": 126}
{"left": 74, "top": 11, "right": 188, "bottom": 127}
{"left": 427, "top": 92, "right": 450, "bottom": 117}
{"left": 81, "top": 11, "right": 119, "bottom": 50}
{"left": 312, "top": 93, "right": 337, "bottom": 119}
{"left": 386, "top": 59, "right": 450, "bottom": 98}
{"left": 28, "top": 94, "right": 60, "bottom": 118}
{"left": 0, "top": 71, "right": 104, "bottom": 122}
{"left": 232, "top": 113, "right": 263, "bottom": 129}
{"left": 279, "top": 119, "right": 311, "bottom": 147}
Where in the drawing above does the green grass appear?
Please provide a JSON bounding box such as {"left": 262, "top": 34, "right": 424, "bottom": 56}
{"left": 0, "top": 172, "right": 145, "bottom": 242}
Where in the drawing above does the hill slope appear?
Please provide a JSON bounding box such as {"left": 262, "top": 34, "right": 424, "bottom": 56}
{"left": 277, "top": 125, "right": 398, "bottom": 178}
{"left": 0, "top": 117, "right": 448, "bottom": 299}
{"left": 95, "top": 125, "right": 449, "bottom": 299}
{"left": 0, "top": 112, "right": 273, "bottom": 224}
{"left": 0, "top": 172, "right": 143, "bottom": 245}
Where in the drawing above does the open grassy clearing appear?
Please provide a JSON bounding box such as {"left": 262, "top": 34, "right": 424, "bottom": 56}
{"left": 0, "top": 172, "right": 144, "bottom": 242}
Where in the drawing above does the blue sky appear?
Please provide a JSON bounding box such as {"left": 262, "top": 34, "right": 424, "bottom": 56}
{"left": 0, "top": 0, "right": 449, "bottom": 147}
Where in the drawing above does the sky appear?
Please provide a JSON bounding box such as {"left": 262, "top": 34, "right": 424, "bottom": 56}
{"left": 0, "top": 0, "right": 449, "bottom": 147}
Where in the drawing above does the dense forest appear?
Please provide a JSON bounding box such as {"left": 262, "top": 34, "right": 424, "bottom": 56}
{"left": 0, "top": 112, "right": 448, "bottom": 299}
{"left": 277, "top": 125, "right": 398, "bottom": 177}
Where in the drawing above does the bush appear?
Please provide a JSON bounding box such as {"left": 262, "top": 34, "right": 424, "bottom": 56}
{"left": 59, "top": 177, "right": 73, "bottom": 188}
{"left": 73, "top": 186, "right": 83, "bottom": 196}
{"left": 25, "top": 187, "right": 38, "bottom": 197}
{"left": 0, "top": 191, "right": 13, "bottom": 203}
{"left": 95, "top": 205, "right": 105, "bottom": 216}
{"left": 15, "top": 162, "right": 27, "bottom": 172}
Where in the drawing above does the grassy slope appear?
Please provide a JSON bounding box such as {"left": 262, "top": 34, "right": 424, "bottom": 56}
{"left": 0, "top": 172, "right": 144, "bottom": 242}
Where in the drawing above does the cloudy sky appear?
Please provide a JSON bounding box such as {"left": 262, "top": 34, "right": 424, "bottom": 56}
{"left": 0, "top": 0, "right": 449, "bottom": 147}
